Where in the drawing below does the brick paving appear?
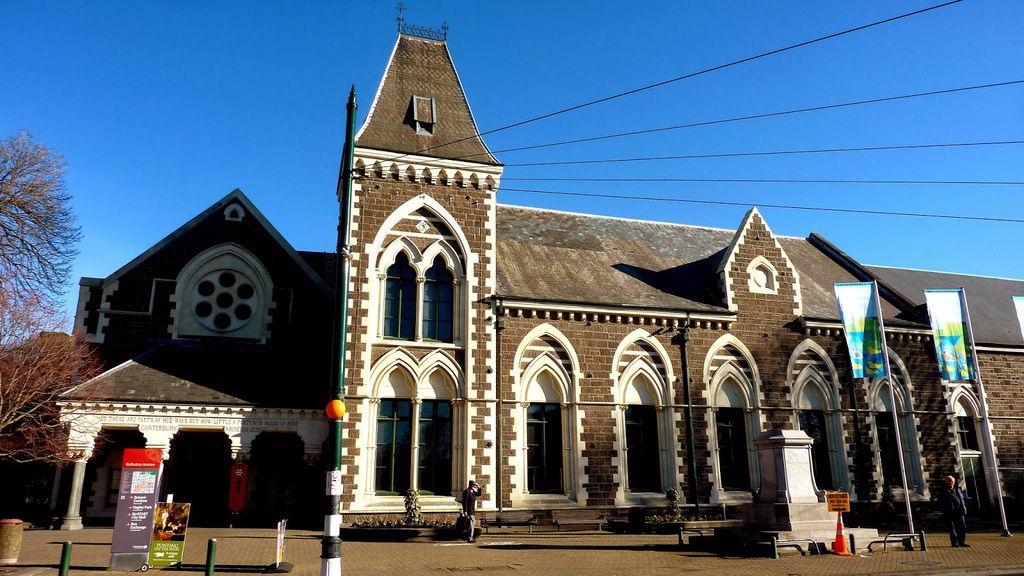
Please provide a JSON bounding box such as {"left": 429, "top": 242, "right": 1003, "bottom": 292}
{"left": 6, "top": 527, "right": 1024, "bottom": 576}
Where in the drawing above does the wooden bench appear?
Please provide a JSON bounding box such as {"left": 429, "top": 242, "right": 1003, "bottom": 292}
{"left": 480, "top": 511, "right": 539, "bottom": 534}
{"left": 551, "top": 509, "right": 607, "bottom": 532}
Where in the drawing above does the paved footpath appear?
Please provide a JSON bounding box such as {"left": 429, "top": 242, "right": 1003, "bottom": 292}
{"left": 6, "top": 527, "right": 1024, "bottom": 576}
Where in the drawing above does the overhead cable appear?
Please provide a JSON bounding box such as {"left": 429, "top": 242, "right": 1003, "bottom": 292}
{"left": 505, "top": 139, "right": 1024, "bottom": 167}
{"left": 501, "top": 177, "right": 1024, "bottom": 186}
{"left": 447, "top": 79, "right": 1024, "bottom": 160}
{"left": 381, "top": 0, "right": 965, "bottom": 163}
{"left": 497, "top": 187, "right": 1024, "bottom": 224}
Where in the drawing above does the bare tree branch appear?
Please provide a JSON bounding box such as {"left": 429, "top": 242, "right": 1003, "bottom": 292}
{"left": 0, "top": 131, "right": 82, "bottom": 307}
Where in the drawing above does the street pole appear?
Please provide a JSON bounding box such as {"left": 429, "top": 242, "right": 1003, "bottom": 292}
{"left": 960, "top": 289, "right": 1011, "bottom": 536}
{"left": 677, "top": 318, "right": 701, "bottom": 516}
{"left": 322, "top": 85, "right": 357, "bottom": 576}
{"left": 873, "top": 281, "right": 915, "bottom": 537}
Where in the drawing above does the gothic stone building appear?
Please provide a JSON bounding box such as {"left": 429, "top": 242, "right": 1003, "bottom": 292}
{"left": 56, "top": 31, "right": 1024, "bottom": 528}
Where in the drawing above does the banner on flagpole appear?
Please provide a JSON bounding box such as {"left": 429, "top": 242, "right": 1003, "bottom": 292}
{"left": 923, "top": 289, "right": 975, "bottom": 382}
{"left": 1014, "top": 296, "right": 1024, "bottom": 340}
{"left": 834, "top": 282, "right": 887, "bottom": 378}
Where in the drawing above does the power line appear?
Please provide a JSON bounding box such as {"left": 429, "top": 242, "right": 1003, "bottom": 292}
{"left": 505, "top": 139, "right": 1024, "bottom": 167}
{"left": 449, "top": 79, "right": 1024, "bottom": 160}
{"left": 502, "top": 176, "right": 1024, "bottom": 186}
{"left": 497, "top": 187, "right": 1024, "bottom": 224}
{"left": 382, "top": 0, "right": 965, "bottom": 163}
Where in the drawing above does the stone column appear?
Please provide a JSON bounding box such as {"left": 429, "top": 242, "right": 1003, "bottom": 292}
{"left": 59, "top": 459, "right": 88, "bottom": 530}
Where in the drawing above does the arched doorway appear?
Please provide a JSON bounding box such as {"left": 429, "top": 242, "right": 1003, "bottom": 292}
{"left": 166, "top": 431, "right": 231, "bottom": 526}
{"left": 83, "top": 429, "right": 147, "bottom": 523}
{"left": 248, "top": 432, "right": 307, "bottom": 526}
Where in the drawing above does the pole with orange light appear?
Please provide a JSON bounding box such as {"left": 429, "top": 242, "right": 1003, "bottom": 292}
{"left": 321, "top": 86, "right": 356, "bottom": 576}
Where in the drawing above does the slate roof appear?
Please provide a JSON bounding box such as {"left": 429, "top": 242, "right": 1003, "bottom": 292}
{"left": 495, "top": 205, "right": 926, "bottom": 328}
{"left": 496, "top": 205, "right": 733, "bottom": 313}
{"left": 356, "top": 34, "right": 498, "bottom": 165}
{"left": 868, "top": 266, "right": 1024, "bottom": 347}
{"left": 67, "top": 340, "right": 325, "bottom": 408}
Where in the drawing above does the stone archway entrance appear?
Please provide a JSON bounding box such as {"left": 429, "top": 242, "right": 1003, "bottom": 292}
{"left": 247, "top": 432, "right": 310, "bottom": 526}
{"left": 82, "top": 429, "right": 147, "bottom": 522}
{"left": 166, "top": 431, "right": 232, "bottom": 526}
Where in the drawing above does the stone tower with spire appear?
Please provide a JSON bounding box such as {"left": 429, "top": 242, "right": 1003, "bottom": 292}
{"left": 340, "top": 25, "right": 503, "bottom": 512}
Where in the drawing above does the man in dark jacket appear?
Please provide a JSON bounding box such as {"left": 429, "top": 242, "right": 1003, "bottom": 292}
{"left": 461, "top": 479, "right": 482, "bottom": 543}
{"left": 938, "top": 475, "right": 969, "bottom": 547}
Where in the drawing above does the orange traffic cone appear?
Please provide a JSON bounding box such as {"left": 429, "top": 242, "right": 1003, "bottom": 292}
{"left": 832, "top": 512, "right": 852, "bottom": 556}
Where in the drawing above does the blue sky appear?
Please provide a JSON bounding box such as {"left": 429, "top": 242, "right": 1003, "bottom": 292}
{"left": 2, "top": 1, "right": 1022, "bottom": 322}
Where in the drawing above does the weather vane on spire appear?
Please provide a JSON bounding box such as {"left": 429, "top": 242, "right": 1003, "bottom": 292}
{"left": 395, "top": 3, "right": 448, "bottom": 41}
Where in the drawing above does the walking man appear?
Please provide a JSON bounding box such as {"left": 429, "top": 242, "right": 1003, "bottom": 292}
{"left": 939, "top": 475, "right": 969, "bottom": 547}
{"left": 461, "top": 479, "right": 482, "bottom": 543}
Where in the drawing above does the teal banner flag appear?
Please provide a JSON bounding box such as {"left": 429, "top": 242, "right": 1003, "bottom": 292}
{"left": 1015, "top": 296, "right": 1024, "bottom": 340}
{"left": 834, "top": 282, "right": 887, "bottom": 378}
{"left": 923, "top": 289, "right": 976, "bottom": 382}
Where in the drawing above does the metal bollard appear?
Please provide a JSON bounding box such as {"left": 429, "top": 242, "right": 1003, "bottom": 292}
{"left": 918, "top": 530, "right": 927, "bottom": 551}
{"left": 771, "top": 536, "right": 779, "bottom": 560}
{"left": 58, "top": 541, "right": 72, "bottom": 576}
{"left": 849, "top": 533, "right": 857, "bottom": 555}
{"left": 205, "top": 538, "right": 217, "bottom": 576}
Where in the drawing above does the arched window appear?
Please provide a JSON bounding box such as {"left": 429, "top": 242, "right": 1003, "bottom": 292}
{"left": 872, "top": 376, "right": 925, "bottom": 495}
{"left": 526, "top": 370, "right": 564, "bottom": 494}
{"left": 796, "top": 381, "right": 834, "bottom": 490}
{"left": 417, "top": 398, "right": 452, "bottom": 495}
{"left": 384, "top": 252, "right": 416, "bottom": 340}
{"left": 624, "top": 374, "right": 661, "bottom": 493}
{"left": 714, "top": 376, "right": 751, "bottom": 491}
{"left": 954, "top": 395, "right": 988, "bottom": 510}
{"left": 375, "top": 398, "right": 412, "bottom": 495}
{"left": 422, "top": 256, "right": 453, "bottom": 342}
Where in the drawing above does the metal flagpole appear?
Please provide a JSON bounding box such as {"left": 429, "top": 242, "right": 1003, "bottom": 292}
{"left": 872, "top": 281, "right": 915, "bottom": 537}
{"left": 959, "top": 288, "right": 1011, "bottom": 536}
{"left": 321, "top": 86, "right": 357, "bottom": 576}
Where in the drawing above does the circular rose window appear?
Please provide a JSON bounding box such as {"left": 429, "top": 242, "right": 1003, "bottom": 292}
{"left": 192, "top": 270, "right": 258, "bottom": 332}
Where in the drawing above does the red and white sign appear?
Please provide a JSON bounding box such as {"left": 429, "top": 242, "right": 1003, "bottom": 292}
{"left": 111, "top": 448, "right": 163, "bottom": 557}
{"left": 228, "top": 463, "right": 248, "bottom": 513}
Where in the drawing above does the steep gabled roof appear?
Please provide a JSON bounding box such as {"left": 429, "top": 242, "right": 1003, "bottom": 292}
{"left": 355, "top": 34, "right": 498, "bottom": 165}
{"left": 494, "top": 204, "right": 931, "bottom": 329}
{"left": 103, "top": 189, "right": 330, "bottom": 294}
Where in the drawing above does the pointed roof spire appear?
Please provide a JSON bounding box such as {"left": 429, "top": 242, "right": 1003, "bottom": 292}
{"left": 355, "top": 30, "right": 498, "bottom": 165}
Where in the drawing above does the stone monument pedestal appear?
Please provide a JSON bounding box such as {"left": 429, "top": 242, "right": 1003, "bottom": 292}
{"left": 741, "top": 429, "right": 877, "bottom": 544}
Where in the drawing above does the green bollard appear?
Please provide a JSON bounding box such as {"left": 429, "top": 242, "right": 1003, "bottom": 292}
{"left": 918, "top": 530, "right": 927, "bottom": 552}
{"left": 205, "top": 538, "right": 217, "bottom": 576}
{"left": 58, "top": 541, "right": 72, "bottom": 576}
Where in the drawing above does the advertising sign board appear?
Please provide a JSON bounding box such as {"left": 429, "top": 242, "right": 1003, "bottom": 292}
{"left": 147, "top": 502, "right": 191, "bottom": 567}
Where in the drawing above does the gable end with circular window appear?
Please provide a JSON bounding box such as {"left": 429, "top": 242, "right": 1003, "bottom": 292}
{"left": 173, "top": 244, "right": 272, "bottom": 342}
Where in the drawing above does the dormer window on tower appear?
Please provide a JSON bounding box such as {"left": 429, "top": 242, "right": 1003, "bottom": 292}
{"left": 410, "top": 95, "right": 436, "bottom": 136}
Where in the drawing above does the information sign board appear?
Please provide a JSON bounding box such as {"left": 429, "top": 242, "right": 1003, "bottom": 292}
{"left": 826, "top": 492, "right": 850, "bottom": 512}
{"left": 110, "top": 448, "right": 163, "bottom": 570}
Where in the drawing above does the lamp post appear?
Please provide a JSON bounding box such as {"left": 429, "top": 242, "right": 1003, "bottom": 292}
{"left": 321, "top": 86, "right": 356, "bottom": 576}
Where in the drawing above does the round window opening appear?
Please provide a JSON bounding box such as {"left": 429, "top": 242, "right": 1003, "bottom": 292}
{"left": 191, "top": 269, "right": 258, "bottom": 332}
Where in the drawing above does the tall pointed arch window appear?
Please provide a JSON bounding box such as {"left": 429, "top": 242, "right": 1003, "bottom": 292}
{"left": 795, "top": 382, "right": 834, "bottom": 490}
{"left": 422, "top": 256, "right": 454, "bottom": 342}
{"left": 715, "top": 377, "right": 751, "bottom": 491}
{"left": 375, "top": 398, "right": 413, "bottom": 494}
{"left": 872, "top": 376, "right": 925, "bottom": 494}
{"left": 622, "top": 372, "right": 663, "bottom": 493}
{"left": 954, "top": 396, "right": 988, "bottom": 510}
{"left": 384, "top": 252, "right": 416, "bottom": 340}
